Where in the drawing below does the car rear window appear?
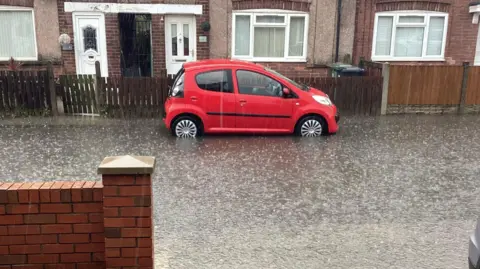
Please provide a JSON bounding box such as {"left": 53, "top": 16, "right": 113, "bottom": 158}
{"left": 195, "top": 70, "right": 234, "bottom": 93}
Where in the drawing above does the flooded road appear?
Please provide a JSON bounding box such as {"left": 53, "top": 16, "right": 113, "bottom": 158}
{"left": 0, "top": 115, "right": 479, "bottom": 268}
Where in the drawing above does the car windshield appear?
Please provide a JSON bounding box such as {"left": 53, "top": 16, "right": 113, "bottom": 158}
{"left": 264, "top": 67, "right": 310, "bottom": 91}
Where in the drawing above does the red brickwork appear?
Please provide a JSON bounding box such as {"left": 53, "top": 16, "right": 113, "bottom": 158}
{"left": 353, "top": 0, "right": 478, "bottom": 65}
{"left": 0, "top": 181, "right": 104, "bottom": 269}
{"left": 0, "top": 176, "right": 154, "bottom": 269}
{"left": 232, "top": 0, "right": 311, "bottom": 12}
{"left": 102, "top": 175, "right": 153, "bottom": 269}
{"left": 0, "top": 0, "right": 33, "bottom": 7}
{"left": 257, "top": 62, "right": 328, "bottom": 77}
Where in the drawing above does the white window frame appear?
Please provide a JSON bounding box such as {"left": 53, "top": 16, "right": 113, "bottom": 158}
{"left": 372, "top": 11, "right": 448, "bottom": 62}
{"left": 0, "top": 5, "right": 38, "bottom": 61}
{"left": 232, "top": 9, "right": 308, "bottom": 62}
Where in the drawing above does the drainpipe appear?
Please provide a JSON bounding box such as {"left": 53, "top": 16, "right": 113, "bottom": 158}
{"left": 335, "top": 0, "right": 342, "bottom": 62}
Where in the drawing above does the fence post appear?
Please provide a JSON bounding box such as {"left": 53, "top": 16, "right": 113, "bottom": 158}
{"left": 94, "top": 61, "right": 102, "bottom": 112}
{"left": 459, "top": 62, "right": 470, "bottom": 114}
{"left": 47, "top": 62, "right": 58, "bottom": 116}
{"left": 380, "top": 63, "right": 390, "bottom": 115}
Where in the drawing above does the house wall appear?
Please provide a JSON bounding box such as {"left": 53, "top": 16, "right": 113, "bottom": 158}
{"left": 209, "top": 0, "right": 357, "bottom": 77}
{"left": 353, "top": 0, "right": 478, "bottom": 65}
{"left": 35, "top": 0, "right": 62, "bottom": 60}
{"left": 0, "top": 0, "right": 61, "bottom": 64}
{"left": 57, "top": 0, "right": 209, "bottom": 77}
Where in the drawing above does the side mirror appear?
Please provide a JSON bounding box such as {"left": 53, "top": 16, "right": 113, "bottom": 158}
{"left": 282, "top": 88, "right": 291, "bottom": 96}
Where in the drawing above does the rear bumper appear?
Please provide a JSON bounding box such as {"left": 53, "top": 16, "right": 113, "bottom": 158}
{"left": 335, "top": 113, "right": 340, "bottom": 123}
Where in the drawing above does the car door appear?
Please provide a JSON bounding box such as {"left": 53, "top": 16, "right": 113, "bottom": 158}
{"left": 234, "top": 69, "right": 294, "bottom": 130}
{"left": 194, "top": 69, "right": 236, "bottom": 130}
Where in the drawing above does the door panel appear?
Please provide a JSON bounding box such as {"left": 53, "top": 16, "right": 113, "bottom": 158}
{"left": 165, "top": 16, "right": 196, "bottom": 75}
{"left": 192, "top": 70, "right": 236, "bottom": 130}
{"left": 234, "top": 70, "right": 293, "bottom": 130}
{"left": 73, "top": 14, "right": 107, "bottom": 76}
{"left": 236, "top": 95, "right": 293, "bottom": 130}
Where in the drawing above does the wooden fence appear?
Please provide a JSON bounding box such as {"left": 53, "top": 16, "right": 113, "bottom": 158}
{"left": 297, "top": 76, "right": 383, "bottom": 115}
{"left": 100, "top": 76, "right": 172, "bottom": 117}
{"left": 55, "top": 73, "right": 382, "bottom": 117}
{"left": 387, "top": 64, "right": 480, "bottom": 114}
{"left": 0, "top": 70, "right": 52, "bottom": 114}
{"left": 58, "top": 75, "right": 98, "bottom": 115}
{"left": 388, "top": 65, "right": 464, "bottom": 105}
{"left": 57, "top": 74, "right": 173, "bottom": 117}
{"left": 359, "top": 58, "right": 383, "bottom": 77}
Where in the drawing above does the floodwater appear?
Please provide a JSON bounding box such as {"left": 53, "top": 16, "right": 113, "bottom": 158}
{"left": 0, "top": 115, "right": 479, "bottom": 269}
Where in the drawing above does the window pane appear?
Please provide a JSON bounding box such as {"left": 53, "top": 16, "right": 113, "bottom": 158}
{"left": 0, "top": 11, "right": 36, "bottom": 59}
{"left": 256, "top": 15, "right": 284, "bottom": 23}
{"left": 183, "top": 24, "right": 189, "bottom": 56}
{"left": 83, "top": 26, "right": 97, "bottom": 52}
{"left": 375, "top": 16, "right": 393, "bottom": 56}
{"left": 254, "top": 27, "right": 285, "bottom": 57}
{"left": 196, "top": 70, "right": 233, "bottom": 93}
{"left": 394, "top": 27, "right": 424, "bottom": 57}
{"left": 235, "top": 15, "right": 250, "bottom": 56}
{"left": 426, "top": 17, "right": 445, "bottom": 56}
{"left": 398, "top": 16, "right": 424, "bottom": 23}
{"left": 236, "top": 70, "right": 283, "bottom": 97}
{"left": 288, "top": 17, "right": 305, "bottom": 57}
{"left": 171, "top": 24, "right": 177, "bottom": 56}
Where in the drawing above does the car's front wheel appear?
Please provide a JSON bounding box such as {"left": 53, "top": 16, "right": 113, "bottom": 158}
{"left": 295, "top": 115, "right": 327, "bottom": 137}
{"left": 171, "top": 116, "right": 202, "bottom": 138}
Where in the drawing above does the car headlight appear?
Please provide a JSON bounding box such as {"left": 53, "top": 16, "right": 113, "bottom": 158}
{"left": 312, "top": 95, "right": 332, "bottom": 106}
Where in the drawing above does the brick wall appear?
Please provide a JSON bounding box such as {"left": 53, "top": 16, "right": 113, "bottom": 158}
{"left": 0, "top": 175, "right": 153, "bottom": 269}
{"left": 259, "top": 62, "right": 328, "bottom": 77}
{"left": 0, "top": 181, "right": 105, "bottom": 269}
{"left": 353, "top": 0, "right": 479, "bottom": 65}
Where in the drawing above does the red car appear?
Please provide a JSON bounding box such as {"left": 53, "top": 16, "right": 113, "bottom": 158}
{"left": 163, "top": 59, "right": 339, "bottom": 138}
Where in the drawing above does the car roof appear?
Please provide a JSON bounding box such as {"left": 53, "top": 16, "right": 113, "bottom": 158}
{"left": 183, "top": 59, "right": 264, "bottom": 72}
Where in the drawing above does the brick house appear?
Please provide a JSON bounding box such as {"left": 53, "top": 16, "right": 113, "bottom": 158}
{"left": 353, "top": 0, "right": 480, "bottom": 66}
{"left": 0, "top": 0, "right": 357, "bottom": 77}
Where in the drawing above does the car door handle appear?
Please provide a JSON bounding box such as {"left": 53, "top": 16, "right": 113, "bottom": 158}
{"left": 239, "top": 100, "right": 246, "bottom": 106}
{"left": 191, "top": 96, "right": 198, "bottom": 101}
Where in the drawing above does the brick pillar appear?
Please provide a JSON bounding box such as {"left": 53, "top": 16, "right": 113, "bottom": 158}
{"left": 98, "top": 156, "right": 156, "bottom": 269}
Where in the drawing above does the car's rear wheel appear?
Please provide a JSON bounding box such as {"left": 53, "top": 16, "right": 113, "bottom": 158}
{"left": 171, "top": 116, "right": 202, "bottom": 138}
{"left": 295, "top": 115, "right": 327, "bottom": 137}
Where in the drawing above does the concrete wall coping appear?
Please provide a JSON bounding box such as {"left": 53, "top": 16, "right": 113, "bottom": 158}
{"left": 98, "top": 155, "right": 156, "bottom": 175}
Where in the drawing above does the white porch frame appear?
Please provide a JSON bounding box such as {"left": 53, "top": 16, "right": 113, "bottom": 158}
{"left": 64, "top": 2, "right": 202, "bottom": 15}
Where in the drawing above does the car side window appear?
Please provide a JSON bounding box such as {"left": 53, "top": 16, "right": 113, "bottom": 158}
{"left": 195, "top": 70, "right": 234, "bottom": 93}
{"left": 236, "top": 70, "right": 283, "bottom": 97}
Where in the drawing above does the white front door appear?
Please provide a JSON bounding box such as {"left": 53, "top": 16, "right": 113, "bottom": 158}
{"left": 165, "top": 15, "right": 196, "bottom": 75}
{"left": 73, "top": 13, "right": 108, "bottom": 76}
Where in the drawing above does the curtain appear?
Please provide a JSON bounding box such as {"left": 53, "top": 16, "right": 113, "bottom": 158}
{"left": 0, "top": 11, "right": 36, "bottom": 59}
{"left": 426, "top": 17, "right": 445, "bottom": 56}
{"left": 375, "top": 16, "right": 393, "bottom": 56}
{"left": 394, "top": 27, "right": 424, "bottom": 57}
{"left": 235, "top": 15, "right": 250, "bottom": 56}
{"left": 288, "top": 17, "right": 305, "bottom": 57}
{"left": 254, "top": 27, "right": 285, "bottom": 57}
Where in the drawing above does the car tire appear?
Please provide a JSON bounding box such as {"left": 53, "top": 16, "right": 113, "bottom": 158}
{"left": 295, "top": 115, "right": 327, "bottom": 137}
{"left": 171, "top": 116, "right": 203, "bottom": 138}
